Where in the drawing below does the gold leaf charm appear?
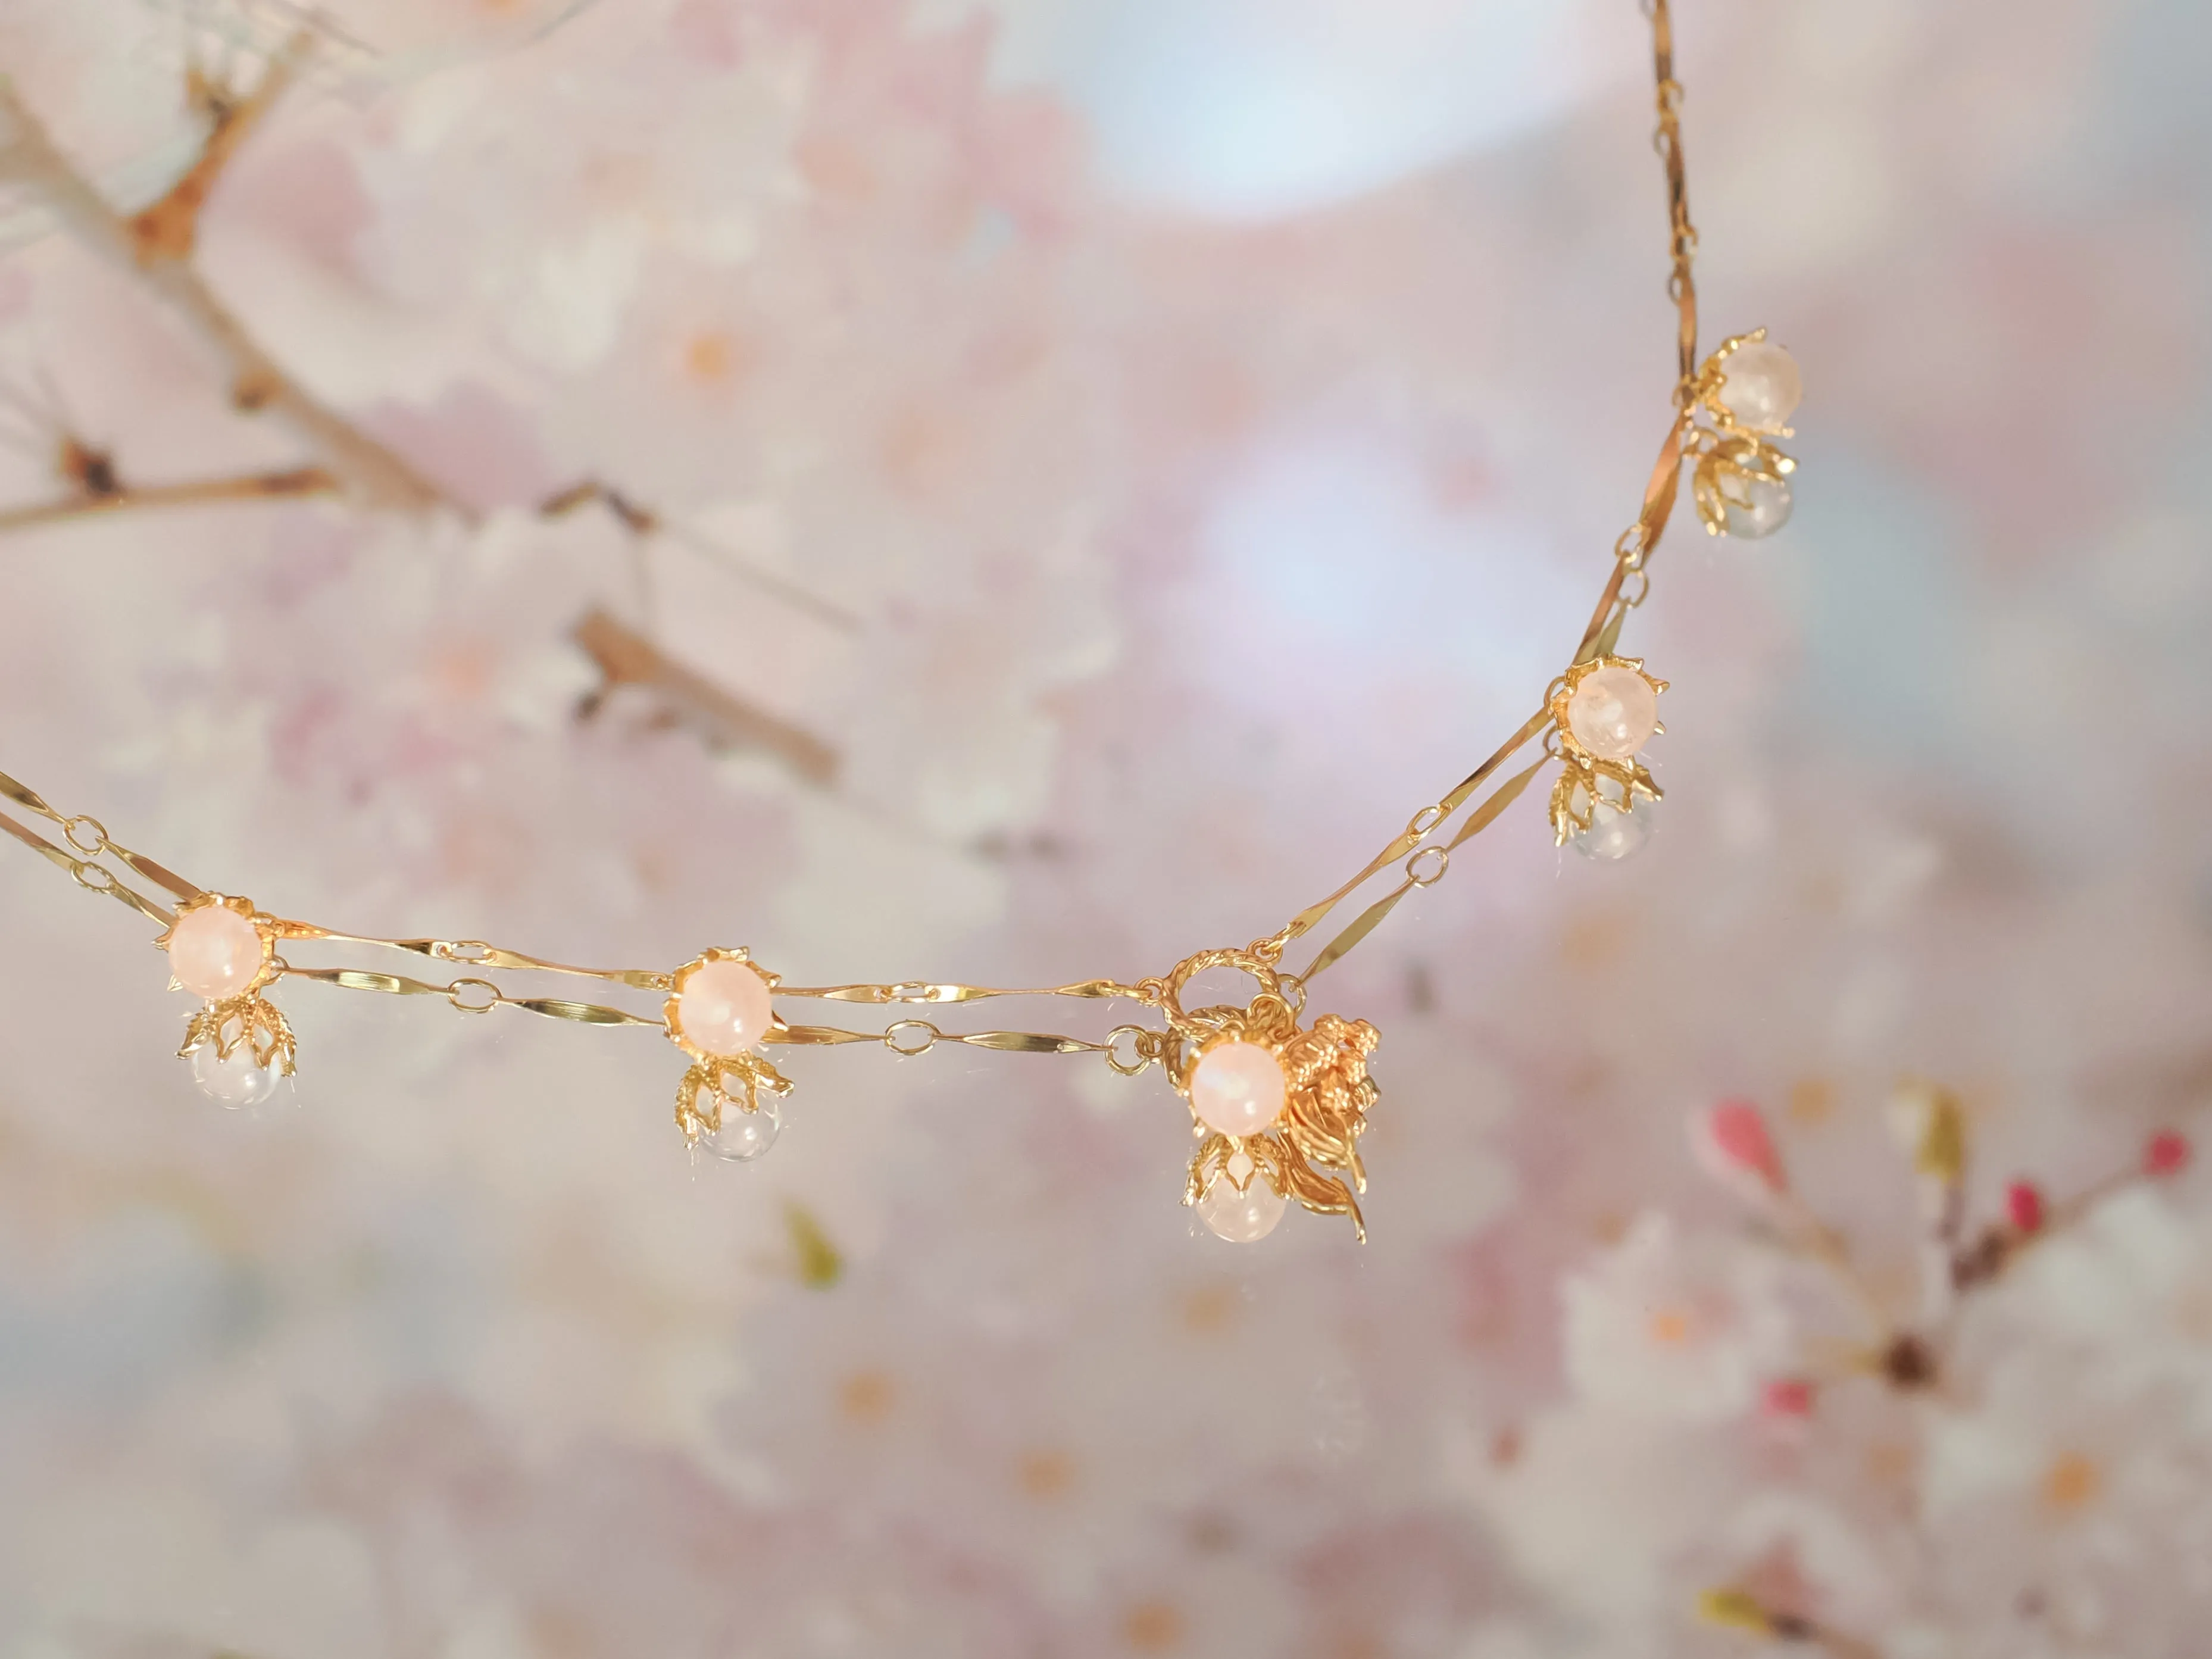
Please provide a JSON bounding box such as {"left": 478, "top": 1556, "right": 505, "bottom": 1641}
{"left": 663, "top": 946, "right": 792, "bottom": 1155}
{"left": 1151, "top": 946, "right": 1380, "bottom": 1242}
{"left": 1546, "top": 655, "right": 1666, "bottom": 846}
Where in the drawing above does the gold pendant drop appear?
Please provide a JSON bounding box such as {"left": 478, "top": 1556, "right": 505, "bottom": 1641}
{"left": 1549, "top": 655, "right": 1667, "bottom": 850}
{"left": 163, "top": 892, "right": 295, "bottom": 1107}
{"left": 1688, "top": 329, "right": 1801, "bottom": 539}
{"left": 1148, "top": 945, "right": 1380, "bottom": 1242}
{"left": 663, "top": 946, "right": 792, "bottom": 1160}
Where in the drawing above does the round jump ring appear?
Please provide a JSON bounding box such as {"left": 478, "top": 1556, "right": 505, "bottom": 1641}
{"left": 1103, "top": 1025, "right": 1154, "bottom": 1076}
{"left": 1405, "top": 845, "right": 1449, "bottom": 887}
{"left": 884, "top": 1019, "right": 938, "bottom": 1057}
{"left": 63, "top": 815, "right": 109, "bottom": 854}
{"left": 70, "top": 861, "right": 117, "bottom": 893}
{"left": 448, "top": 977, "right": 502, "bottom": 1014}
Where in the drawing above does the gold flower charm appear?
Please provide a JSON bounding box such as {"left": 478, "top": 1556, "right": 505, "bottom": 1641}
{"left": 1149, "top": 946, "right": 1380, "bottom": 1242}
{"left": 1548, "top": 655, "right": 1666, "bottom": 845}
{"left": 1686, "top": 329, "right": 1800, "bottom": 540}
{"left": 162, "top": 893, "right": 298, "bottom": 1098}
{"left": 663, "top": 946, "right": 792, "bottom": 1156}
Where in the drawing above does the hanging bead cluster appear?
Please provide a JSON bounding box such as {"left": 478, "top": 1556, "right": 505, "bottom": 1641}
{"left": 663, "top": 948, "right": 791, "bottom": 1161}
{"left": 164, "top": 893, "right": 295, "bottom": 1108}
{"left": 1689, "top": 333, "right": 1802, "bottom": 540}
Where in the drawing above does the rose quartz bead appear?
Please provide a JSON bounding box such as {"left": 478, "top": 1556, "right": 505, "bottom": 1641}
{"left": 676, "top": 958, "right": 774, "bottom": 1057}
{"left": 168, "top": 903, "right": 265, "bottom": 1001}
{"left": 1189, "top": 1041, "right": 1286, "bottom": 1138}
{"left": 1566, "top": 667, "right": 1659, "bottom": 761}
{"left": 1717, "top": 340, "right": 1802, "bottom": 433}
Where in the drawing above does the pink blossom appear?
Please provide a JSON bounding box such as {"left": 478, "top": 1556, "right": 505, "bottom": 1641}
{"left": 1760, "top": 1378, "right": 1816, "bottom": 1419}
{"left": 1689, "top": 1099, "right": 1789, "bottom": 1201}
{"left": 2005, "top": 1180, "right": 2045, "bottom": 1233}
{"left": 2144, "top": 1131, "right": 2191, "bottom": 1178}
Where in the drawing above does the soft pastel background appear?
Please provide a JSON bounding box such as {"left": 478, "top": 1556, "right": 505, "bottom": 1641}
{"left": 2, "top": 1, "right": 2210, "bottom": 1655}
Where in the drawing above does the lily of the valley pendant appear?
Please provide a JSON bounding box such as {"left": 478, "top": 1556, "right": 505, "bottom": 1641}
{"left": 1549, "top": 655, "right": 1668, "bottom": 848}
{"left": 163, "top": 892, "right": 295, "bottom": 1107}
{"left": 1689, "top": 331, "right": 1801, "bottom": 540}
{"left": 664, "top": 946, "right": 792, "bottom": 1161}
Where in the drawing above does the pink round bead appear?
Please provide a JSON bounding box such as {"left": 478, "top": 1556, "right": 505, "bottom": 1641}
{"left": 167, "top": 903, "right": 265, "bottom": 1001}
{"left": 1188, "top": 1041, "right": 1287, "bottom": 1138}
{"left": 1567, "top": 666, "right": 1660, "bottom": 761}
{"left": 676, "top": 959, "right": 774, "bottom": 1057}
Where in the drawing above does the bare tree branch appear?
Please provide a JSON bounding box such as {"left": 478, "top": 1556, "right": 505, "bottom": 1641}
{"left": 0, "top": 71, "right": 451, "bottom": 514}
{"left": 0, "top": 464, "right": 335, "bottom": 533}
{"left": 542, "top": 480, "right": 861, "bottom": 632}
{"left": 571, "top": 605, "right": 839, "bottom": 786}
{"left": 127, "top": 32, "right": 311, "bottom": 263}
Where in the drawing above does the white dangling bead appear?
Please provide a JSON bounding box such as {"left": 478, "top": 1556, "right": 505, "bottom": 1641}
{"left": 708, "top": 1100, "right": 782, "bottom": 1162}
{"left": 1717, "top": 340, "right": 1802, "bottom": 433}
{"left": 191, "top": 1043, "right": 279, "bottom": 1108}
{"left": 1196, "top": 1171, "right": 1288, "bottom": 1243}
{"left": 1572, "top": 795, "right": 1657, "bottom": 862}
{"left": 1717, "top": 469, "right": 1792, "bottom": 539}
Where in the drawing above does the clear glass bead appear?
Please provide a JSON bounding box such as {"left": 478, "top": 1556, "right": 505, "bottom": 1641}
{"left": 1196, "top": 1172, "right": 1288, "bottom": 1243}
{"left": 190, "top": 1042, "right": 279, "bottom": 1108}
{"left": 708, "top": 1100, "right": 782, "bottom": 1162}
{"left": 1572, "top": 795, "right": 1657, "bottom": 863}
{"left": 1718, "top": 470, "right": 1792, "bottom": 539}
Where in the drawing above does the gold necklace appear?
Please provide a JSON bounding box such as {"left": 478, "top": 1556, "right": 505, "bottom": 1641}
{"left": 0, "top": 0, "right": 1801, "bottom": 1245}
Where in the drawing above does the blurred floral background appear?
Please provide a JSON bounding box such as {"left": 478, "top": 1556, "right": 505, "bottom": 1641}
{"left": 2, "top": 1, "right": 2210, "bottom": 1655}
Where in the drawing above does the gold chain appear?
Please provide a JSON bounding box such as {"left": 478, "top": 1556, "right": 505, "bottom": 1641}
{"left": 1, "top": 2, "right": 1790, "bottom": 1235}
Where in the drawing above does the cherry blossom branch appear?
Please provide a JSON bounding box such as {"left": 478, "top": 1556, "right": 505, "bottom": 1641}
{"left": 0, "top": 56, "right": 451, "bottom": 514}
{"left": 0, "top": 42, "right": 869, "bottom": 667}
{"left": 571, "top": 605, "right": 839, "bottom": 786}
{"left": 540, "top": 483, "right": 860, "bottom": 632}
{"left": 0, "top": 464, "right": 335, "bottom": 533}
{"left": 1771, "top": 1189, "right": 1896, "bottom": 1340}
{"left": 128, "top": 32, "right": 310, "bottom": 264}
{"left": 1952, "top": 1130, "right": 2192, "bottom": 1293}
